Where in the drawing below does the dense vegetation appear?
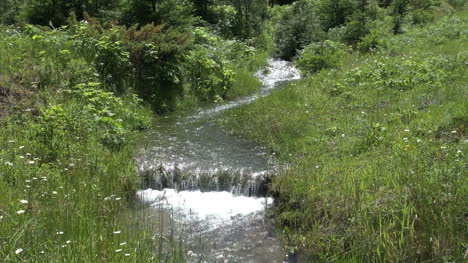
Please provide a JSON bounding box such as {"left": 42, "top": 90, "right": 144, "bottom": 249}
{"left": 1, "top": 0, "right": 466, "bottom": 262}
{"left": 222, "top": 4, "right": 468, "bottom": 263}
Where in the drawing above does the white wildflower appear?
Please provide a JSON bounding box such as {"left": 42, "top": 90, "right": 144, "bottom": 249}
{"left": 8, "top": 140, "right": 15, "bottom": 143}
{"left": 115, "top": 249, "right": 122, "bottom": 253}
{"left": 28, "top": 160, "right": 35, "bottom": 165}
{"left": 52, "top": 191, "right": 58, "bottom": 195}
{"left": 15, "top": 248, "right": 23, "bottom": 255}
{"left": 19, "top": 200, "right": 28, "bottom": 204}
{"left": 125, "top": 253, "right": 130, "bottom": 257}
{"left": 17, "top": 210, "right": 25, "bottom": 214}
{"left": 113, "top": 231, "right": 121, "bottom": 234}
{"left": 404, "top": 129, "right": 410, "bottom": 132}
{"left": 115, "top": 197, "right": 121, "bottom": 201}
{"left": 56, "top": 231, "right": 64, "bottom": 235}
{"left": 5, "top": 162, "right": 13, "bottom": 166}
{"left": 19, "top": 146, "right": 25, "bottom": 149}
{"left": 66, "top": 240, "right": 71, "bottom": 244}
{"left": 19, "top": 156, "right": 25, "bottom": 159}
{"left": 119, "top": 242, "right": 126, "bottom": 246}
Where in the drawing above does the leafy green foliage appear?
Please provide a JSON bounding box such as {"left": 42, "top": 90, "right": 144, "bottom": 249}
{"left": 296, "top": 40, "right": 349, "bottom": 74}
{"left": 274, "top": 0, "right": 325, "bottom": 59}
{"left": 121, "top": 0, "right": 197, "bottom": 30}
{"left": 70, "top": 21, "right": 130, "bottom": 93}
{"left": 184, "top": 28, "right": 235, "bottom": 103}
{"left": 125, "top": 23, "right": 190, "bottom": 112}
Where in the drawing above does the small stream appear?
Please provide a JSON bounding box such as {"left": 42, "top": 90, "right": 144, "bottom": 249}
{"left": 136, "top": 59, "right": 300, "bottom": 262}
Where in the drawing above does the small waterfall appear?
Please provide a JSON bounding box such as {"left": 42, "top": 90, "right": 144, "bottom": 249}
{"left": 138, "top": 163, "right": 274, "bottom": 196}
{"left": 136, "top": 59, "right": 300, "bottom": 197}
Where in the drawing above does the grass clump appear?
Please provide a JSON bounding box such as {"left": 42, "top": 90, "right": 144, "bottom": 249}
{"left": 221, "top": 10, "right": 468, "bottom": 262}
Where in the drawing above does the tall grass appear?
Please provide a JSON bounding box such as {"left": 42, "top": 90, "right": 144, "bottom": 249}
{"left": 0, "top": 25, "right": 185, "bottom": 262}
{"left": 220, "top": 10, "right": 468, "bottom": 262}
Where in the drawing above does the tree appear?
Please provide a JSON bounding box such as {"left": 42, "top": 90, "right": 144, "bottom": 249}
{"left": 317, "top": 0, "right": 354, "bottom": 30}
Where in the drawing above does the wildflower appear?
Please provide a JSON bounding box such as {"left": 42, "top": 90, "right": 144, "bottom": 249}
{"left": 26, "top": 153, "right": 31, "bottom": 156}
{"left": 15, "top": 248, "right": 23, "bottom": 255}
{"left": 315, "top": 165, "right": 319, "bottom": 169}
{"left": 28, "top": 160, "right": 35, "bottom": 165}
{"left": 125, "top": 253, "right": 130, "bottom": 257}
{"left": 404, "top": 129, "right": 410, "bottom": 132}
{"left": 56, "top": 231, "right": 64, "bottom": 235}
{"left": 26, "top": 185, "right": 30, "bottom": 188}
{"left": 403, "top": 138, "right": 408, "bottom": 141}
{"left": 61, "top": 245, "right": 67, "bottom": 248}
{"left": 40, "top": 251, "right": 44, "bottom": 254}
{"left": 417, "top": 139, "right": 422, "bottom": 143}
{"left": 451, "top": 130, "right": 457, "bottom": 134}
{"left": 441, "top": 146, "right": 447, "bottom": 149}
{"left": 52, "top": 191, "right": 58, "bottom": 195}
{"left": 8, "top": 140, "right": 14, "bottom": 143}
{"left": 66, "top": 240, "right": 71, "bottom": 244}
{"left": 115, "top": 249, "right": 122, "bottom": 253}
{"left": 19, "top": 200, "right": 28, "bottom": 204}
{"left": 115, "top": 197, "right": 121, "bottom": 201}
{"left": 5, "top": 162, "right": 13, "bottom": 166}
{"left": 113, "top": 231, "right": 121, "bottom": 234}
{"left": 19, "top": 146, "right": 25, "bottom": 149}
{"left": 341, "top": 134, "right": 345, "bottom": 138}
{"left": 119, "top": 242, "right": 126, "bottom": 246}
{"left": 17, "top": 210, "right": 25, "bottom": 214}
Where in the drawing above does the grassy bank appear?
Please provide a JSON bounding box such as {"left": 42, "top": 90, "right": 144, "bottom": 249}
{"left": 221, "top": 10, "right": 468, "bottom": 262}
{"left": 0, "top": 25, "right": 190, "bottom": 262}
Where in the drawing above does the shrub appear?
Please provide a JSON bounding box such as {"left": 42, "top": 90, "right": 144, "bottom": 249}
{"left": 296, "top": 40, "right": 349, "bottom": 74}
{"left": 125, "top": 24, "right": 190, "bottom": 112}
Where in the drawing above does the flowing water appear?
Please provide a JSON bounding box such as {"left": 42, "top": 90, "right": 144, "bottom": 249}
{"left": 136, "top": 59, "right": 300, "bottom": 262}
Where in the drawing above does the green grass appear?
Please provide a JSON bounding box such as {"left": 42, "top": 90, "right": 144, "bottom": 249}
{"left": 0, "top": 25, "right": 186, "bottom": 262}
{"left": 220, "top": 10, "right": 468, "bottom": 262}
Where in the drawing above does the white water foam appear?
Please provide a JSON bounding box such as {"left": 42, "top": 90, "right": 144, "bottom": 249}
{"left": 137, "top": 189, "right": 273, "bottom": 224}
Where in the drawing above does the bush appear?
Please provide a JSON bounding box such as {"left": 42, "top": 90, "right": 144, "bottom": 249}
{"left": 125, "top": 23, "right": 190, "bottom": 112}
{"left": 70, "top": 21, "right": 130, "bottom": 93}
{"left": 296, "top": 40, "right": 349, "bottom": 74}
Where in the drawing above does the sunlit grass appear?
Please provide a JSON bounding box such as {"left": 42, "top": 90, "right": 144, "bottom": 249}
{"left": 0, "top": 25, "right": 185, "bottom": 262}
{"left": 220, "top": 10, "right": 468, "bottom": 262}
